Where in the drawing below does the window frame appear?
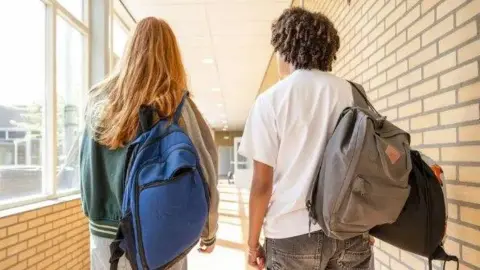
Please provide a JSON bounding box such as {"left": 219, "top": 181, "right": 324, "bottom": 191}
{"left": 0, "top": 0, "right": 134, "bottom": 211}
{"left": 110, "top": 8, "right": 133, "bottom": 71}
{"left": 0, "top": 0, "right": 89, "bottom": 211}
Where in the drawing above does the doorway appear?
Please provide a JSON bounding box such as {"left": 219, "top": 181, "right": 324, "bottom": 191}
{"left": 233, "top": 137, "right": 253, "bottom": 189}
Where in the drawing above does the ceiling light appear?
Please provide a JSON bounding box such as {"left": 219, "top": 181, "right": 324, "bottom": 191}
{"left": 217, "top": 103, "right": 223, "bottom": 107}
{"left": 223, "top": 136, "right": 230, "bottom": 139}
{"left": 202, "top": 58, "right": 214, "bottom": 64}
{"left": 211, "top": 88, "right": 221, "bottom": 92}
{"left": 222, "top": 120, "right": 228, "bottom": 124}
{"left": 222, "top": 127, "right": 228, "bottom": 131}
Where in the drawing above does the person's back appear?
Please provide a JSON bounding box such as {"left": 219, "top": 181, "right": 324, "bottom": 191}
{"left": 254, "top": 69, "right": 353, "bottom": 238}
{"left": 240, "top": 7, "right": 373, "bottom": 270}
{"left": 80, "top": 17, "right": 218, "bottom": 270}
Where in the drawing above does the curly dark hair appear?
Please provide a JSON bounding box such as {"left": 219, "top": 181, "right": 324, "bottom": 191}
{"left": 271, "top": 7, "right": 340, "bottom": 71}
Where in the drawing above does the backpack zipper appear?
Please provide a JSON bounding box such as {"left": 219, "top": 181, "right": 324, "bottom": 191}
{"left": 134, "top": 178, "right": 149, "bottom": 269}
{"left": 139, "top": 168, "right": 195, "bottom": 191}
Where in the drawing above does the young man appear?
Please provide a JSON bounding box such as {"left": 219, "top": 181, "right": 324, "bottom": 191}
{"left": 239, "top": 8, "right": 373, "bottom": 270}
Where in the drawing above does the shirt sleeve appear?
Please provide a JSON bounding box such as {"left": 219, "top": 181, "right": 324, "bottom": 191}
{"left": 238, "top": 94, "right": 279, "bottom": 168}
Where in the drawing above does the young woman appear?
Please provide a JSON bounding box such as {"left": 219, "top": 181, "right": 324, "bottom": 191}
{"left": 80, "top": 17, "right": 219, "bottom": 270}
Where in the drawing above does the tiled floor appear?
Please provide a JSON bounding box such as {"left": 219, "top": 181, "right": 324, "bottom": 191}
{"left": 188, "top": 180, "right": 259, "bottom": 270}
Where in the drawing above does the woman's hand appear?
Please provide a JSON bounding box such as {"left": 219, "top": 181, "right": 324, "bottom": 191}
{"left": 247, "top": 244, "right": 265, "bottom": 269}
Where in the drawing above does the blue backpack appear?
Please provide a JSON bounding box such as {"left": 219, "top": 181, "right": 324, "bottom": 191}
{"left": 110, "top": 93, "right": 209, "bottom": 270}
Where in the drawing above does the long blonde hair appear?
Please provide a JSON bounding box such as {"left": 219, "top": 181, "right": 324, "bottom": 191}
{"left": 86, "top": 17, "right": 187, "bottom": 149}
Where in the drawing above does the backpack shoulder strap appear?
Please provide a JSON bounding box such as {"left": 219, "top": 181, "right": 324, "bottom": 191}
{"left": 347, "top": 81, "right": 381, "bottom": 116}
{"left": 172, "top": 91, "right": 189, "bottom": 124}
{"left": 109, "top": 229, "right": 125, "bottom": 270}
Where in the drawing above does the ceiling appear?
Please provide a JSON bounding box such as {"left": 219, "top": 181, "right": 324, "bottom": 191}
{"left": 122, "top": 0, "right": 290, "bottom": 131}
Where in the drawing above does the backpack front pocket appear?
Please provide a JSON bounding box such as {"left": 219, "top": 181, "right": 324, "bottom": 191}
{"left": 135, "top": 168, "right": 208, "bottom": 269}
{"left": 337, "top": 176, "right": 410, "bottom": 228}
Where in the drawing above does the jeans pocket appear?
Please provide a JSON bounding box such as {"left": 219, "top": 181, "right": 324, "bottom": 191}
{"left": 338, "top": 237, "right": 373, "bottom": 270}
{"left": 267, "top": 234, "right": 322, "bottom": 270}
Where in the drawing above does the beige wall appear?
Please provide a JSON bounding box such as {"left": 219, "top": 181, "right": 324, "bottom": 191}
{"left": 266, "top": 0, "right": 480, "bottom": 269}
{"left": 259, "top": 53, "right": 280, "bottom": 94}
{"left": 0, "top": 199, "right": 90, "bottom": 270}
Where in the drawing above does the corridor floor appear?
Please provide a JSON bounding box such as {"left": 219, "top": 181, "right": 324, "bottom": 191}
{"left": 188, "top": 180, "right": 260, "bottom": 270}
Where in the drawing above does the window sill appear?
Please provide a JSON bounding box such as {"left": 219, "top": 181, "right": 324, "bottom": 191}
{"left": 0, "top": 192, "right": 80, "bottom": 218}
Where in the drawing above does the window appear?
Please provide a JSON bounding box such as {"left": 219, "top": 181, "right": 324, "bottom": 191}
{"left": 0, "top": 0, "right": 45, "bottom": 202}
{"left": 56, "top": 0, "right": 85, "bottom": 22}
{"left": 112, "top": 16, "right": 129, "bottom": 68}
{"left": 0, "top": 0, "right": 132, "bottom": 210}
{"left": 8, "top": 131, "right": 27, "bottom": 139}
{"left": 56, "top": 16, "right": 84, "bottom": 192}
{"left": 0, "top": 0, "right": 90, "bottom": 208}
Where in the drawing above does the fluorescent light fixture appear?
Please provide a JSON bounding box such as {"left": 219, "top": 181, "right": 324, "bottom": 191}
{"left": 217, "top": 103, "right": 223, "bottom": 107}
{"left": 202, "top": 58, "right": 214, "bottom": 64}
{"left": 211, "top": 88, "right": 221, "bottom": 92}
{"left": 223, "top": 136, "right": 230, "bottom": 139}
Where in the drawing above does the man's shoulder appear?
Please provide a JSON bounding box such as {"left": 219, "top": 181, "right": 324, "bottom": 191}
{"left": 260, "top": 72, "right": 304, "bottom": 100}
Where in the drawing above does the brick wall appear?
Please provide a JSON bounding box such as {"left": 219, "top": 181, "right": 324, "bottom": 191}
{"left": 0, "top": 199, "right": 90, "bottom": 270}
{"left": 261, "top": 0, "right": 480, "bottom": 269}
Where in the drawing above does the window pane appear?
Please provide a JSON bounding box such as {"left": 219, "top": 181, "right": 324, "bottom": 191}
{"left": 8, "top": 131, "right": 26, "bottom": 139}
{"left": 57, "top": 0, "right": 84, "bottom": 22}
{"left": 56, "top": 16, "right": 84, "bottom": 192}
{"left": 113, "top": 18, "right": 128, "bottom": 57}
{"left": 0, "top": 1, "right": 45, "bottom": 201}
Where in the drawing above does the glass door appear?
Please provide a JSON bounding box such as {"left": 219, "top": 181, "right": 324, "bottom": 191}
{"left": 233, "top": 137, "right": 253, "bottom": 189}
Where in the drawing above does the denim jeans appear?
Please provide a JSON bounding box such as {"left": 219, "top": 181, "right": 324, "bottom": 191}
{"left": 265, "top": 231, "right": 374, "bottom": 270}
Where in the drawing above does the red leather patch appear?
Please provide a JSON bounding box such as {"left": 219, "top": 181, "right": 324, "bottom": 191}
{"left": 431, "top": 165, "right": 444, "bottom": 185}
{"left": 385, "top": 145, "right": 401, "bottom": 165}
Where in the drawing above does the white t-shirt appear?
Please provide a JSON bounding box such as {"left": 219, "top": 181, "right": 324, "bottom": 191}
{"left": 239, "top": 69, "right": 354, "bottom": 239}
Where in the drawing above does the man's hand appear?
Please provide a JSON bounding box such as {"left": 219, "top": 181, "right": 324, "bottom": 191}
{"left": 198, "top": 239, "right": 216, "bottom": 254}
{"left": 247, "top": 244, "right": 265, "bottom": 269}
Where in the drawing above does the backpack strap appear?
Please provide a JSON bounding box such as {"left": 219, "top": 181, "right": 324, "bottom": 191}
{"left": 109, "top": 228, "right": 125, "bottom": 270}
{"left": 347, "top": 81, "right": 381, "bottom": 117}
{"left": 172, "top": 91, "right": 188, "bottom": 124}
{"left": 138, "top": 105, "right": 156, "bottom": 134}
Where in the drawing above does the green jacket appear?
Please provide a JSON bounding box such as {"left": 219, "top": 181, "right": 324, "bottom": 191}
{"left": 80, "top": 98, "right": 219, "bottom": 243}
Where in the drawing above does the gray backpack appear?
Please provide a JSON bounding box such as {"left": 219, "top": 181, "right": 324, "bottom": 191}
{"left": 306, "top": 81, "right": 412, "bottom": 240}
